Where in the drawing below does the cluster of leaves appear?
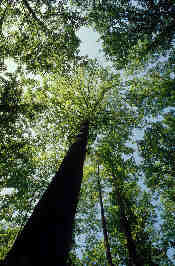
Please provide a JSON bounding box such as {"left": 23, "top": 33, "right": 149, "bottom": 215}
{"left": 0, "top": 0, "right": 175, "bottom": 265}
{"left": 0, "top": 0, "right": 88, "bottom": 73}
{"left": 72, "top": 0, "right": 175, "bottom": 68}
{"left": 0, "top": 67, "right": 68, "bottom": 259}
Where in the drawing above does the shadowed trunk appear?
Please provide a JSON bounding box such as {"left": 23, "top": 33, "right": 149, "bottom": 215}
{"left": 114, "top": 184, "right": 158, "bottom": 266}
{"left": 3, "top": 120, "right": 89, "bottom": 266}
{"left": 114, "top": 186, "right": 142, "bottom": 266}
{"left": 97, "top": 164, "right": 114, "bottom": 266}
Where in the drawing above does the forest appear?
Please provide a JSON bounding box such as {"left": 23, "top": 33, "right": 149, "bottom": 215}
{"left": 0, "top": 0, "right": 175, "bottom": 265}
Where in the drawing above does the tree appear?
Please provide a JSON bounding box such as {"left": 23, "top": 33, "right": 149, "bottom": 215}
{"left": 96, "top": 163, "right": 114, "bottom": 266}
{"left": 0, "top": 0, "right": 88, "bottom": 239}
{"left": 121, "top": 35, "right": 175, "bottom": 265}
{"left": 137, "top": 114, "right": 175, "bottom": 263}
{"left": 95, "top": 129, "right": 160, "bottom": 265}
{"left": 71, "top": 0, "right": 175, "bottom": 68}
{"left": 1, "top": 59, "right": 114, "bottom": 264}
{"left": 3, "top": 120, "right": 89, "bottom": 266}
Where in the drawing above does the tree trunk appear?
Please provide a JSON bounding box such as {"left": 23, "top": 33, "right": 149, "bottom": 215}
{"left": 3, "top": 120, "right": 89, "bottom": 266}
{"left": 114, "top": 185, "right": 158, "bottom": 266}
{"left": 114, "top": 186, "right": 141, "bottom": 266}
{"left": 97, "top": 164, "right": 114, "bottom": 266}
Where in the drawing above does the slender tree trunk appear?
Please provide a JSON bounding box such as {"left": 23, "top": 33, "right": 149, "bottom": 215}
{"left": 114, "top": 186, "right": 142, "bottom": 266}
{"left": 97, "top": 164, "right": 114, "bottom": 266}
{"left": 3, "top": 120, "right": 89, "bottom": 266}
{"left": 114, "top": 185, "right": 158, "bottom": 266}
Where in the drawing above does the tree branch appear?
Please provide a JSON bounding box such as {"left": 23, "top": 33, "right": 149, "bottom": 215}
{"left": 22, "top": 0, "right": 49, "bottom": 33}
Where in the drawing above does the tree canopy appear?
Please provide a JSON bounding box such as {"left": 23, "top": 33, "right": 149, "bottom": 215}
{"left": 0, "top": 0, "right": 175, "bottom": 265}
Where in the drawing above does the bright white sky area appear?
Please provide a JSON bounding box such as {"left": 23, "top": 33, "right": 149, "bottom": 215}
{"left": 77, "top": 26, "right": 111, "bottom": 67}
{"left": 77, "top": 27, "right": 102, "bottom": 58}
{"left": 4, "top": 57, "right": 17, "bottom": 73}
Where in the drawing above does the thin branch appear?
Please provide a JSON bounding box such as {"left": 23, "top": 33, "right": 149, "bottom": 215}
{"left": 22, "top": 0, "right": 49, "bottom": 33}
{"left": 0, "top": 5, "right": 8, "bottom": 32}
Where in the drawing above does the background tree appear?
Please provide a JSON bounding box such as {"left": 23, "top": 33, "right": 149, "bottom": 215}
{"left": 96, "top": 162, "right": 114, "bottom": 266}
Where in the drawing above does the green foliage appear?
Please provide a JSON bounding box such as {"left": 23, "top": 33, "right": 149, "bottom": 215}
{"left": 0, "top": 0, "right": 86, "bottom": 74}
{"left": 0, "top": 226, "right": 20, "bottom": 260}
{"left": 0, "top": 0, "right": 175, "bottom": 265}
{"left": 71, "top": 0, "right": 175, "bottom": 69}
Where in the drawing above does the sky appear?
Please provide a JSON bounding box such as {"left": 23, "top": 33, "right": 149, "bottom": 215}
{"left": 77, "top": 27, "right": 103, "bottom": 59}
{"left": 4, "top": 57, "right": 17, "bottom": 73}
{"left": 76, "top": 26, "right": 112, "bottom": 68}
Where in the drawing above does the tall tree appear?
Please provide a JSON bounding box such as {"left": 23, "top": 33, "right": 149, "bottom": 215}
{"left": 1, "top": 60, "right": 113, "bottom": 264}
{"left": 3, "top": 120, "right": 89, "bottom": 266}
{"left": 122, "top": 40, "right": 175, "bottom": 265}
{"left": 96, "top": 129, "right": 160, "bottom": 265}
{"left": 96, "top": 163, "right": 114, "bottom": 266}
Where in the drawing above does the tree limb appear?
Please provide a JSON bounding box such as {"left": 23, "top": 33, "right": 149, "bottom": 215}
{"left": 22, "top": 0, "right": 49, "bottom": 33}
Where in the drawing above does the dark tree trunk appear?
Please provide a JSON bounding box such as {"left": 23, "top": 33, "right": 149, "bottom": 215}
{"left": 114, "top": 187, "right": 141, "bottom": 266}
{"left": 97, "top": 164, "right": 114, "bottom": 266}
{"left": 3, "top": 120, "right": 89, "bottom": 266}
{"left": 114, "top": 185, "right": 158, "bottom": 266}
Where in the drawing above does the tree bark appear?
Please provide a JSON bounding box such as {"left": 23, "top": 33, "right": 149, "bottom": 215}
{"left": 114, "top": 186, "right": 141, "bottom": 266}
{"left": 97, "top": 164, "right": 114, "bottom": 266}
{"left": 3, "top": 120, "right": 89, "bottom": 266}
{"left": 114, "top": 185, "right": 158, "bottom": 266}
